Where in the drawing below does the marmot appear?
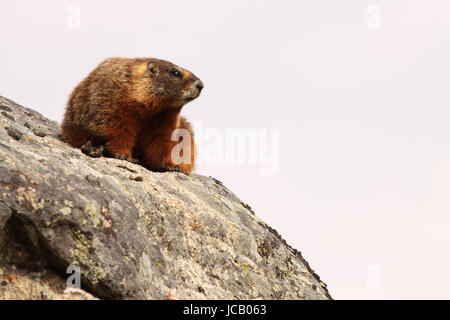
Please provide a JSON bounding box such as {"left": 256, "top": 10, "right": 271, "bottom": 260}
{"left": 61, "top": 57, "right": 203, "bottom": 175}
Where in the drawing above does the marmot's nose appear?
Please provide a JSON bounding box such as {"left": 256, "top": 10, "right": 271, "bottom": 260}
{"left": 194, "top": 80, "right": 204, "bottom": 92}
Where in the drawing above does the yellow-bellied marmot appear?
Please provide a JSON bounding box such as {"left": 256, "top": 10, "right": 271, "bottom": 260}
{"left": 61, "top": 57, "right": 203, "bottom": 174}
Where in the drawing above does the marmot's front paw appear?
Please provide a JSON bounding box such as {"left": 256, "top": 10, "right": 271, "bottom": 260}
{"left": 81, "top": 141, "right": 106, "bottom": 158}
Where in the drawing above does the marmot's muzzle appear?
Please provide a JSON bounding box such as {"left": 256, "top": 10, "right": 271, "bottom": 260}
{"left": 187, "top": 79, "right": 204, "bottom": 100}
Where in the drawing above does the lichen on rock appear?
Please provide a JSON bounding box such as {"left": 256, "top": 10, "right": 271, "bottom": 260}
{"left": 0, "top": 95, "right": 330, "bottom": 300}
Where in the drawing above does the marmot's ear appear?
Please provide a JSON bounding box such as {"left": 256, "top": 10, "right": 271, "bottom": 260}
{"left": 147, "top": 62, "right": 159, "bottom": 77}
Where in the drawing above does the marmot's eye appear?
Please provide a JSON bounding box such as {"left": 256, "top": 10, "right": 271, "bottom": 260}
{"left": 170, "top": 70, "right": 182, "bottom": 79}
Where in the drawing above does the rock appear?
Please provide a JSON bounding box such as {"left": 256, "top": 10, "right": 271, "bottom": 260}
{"left": 0, "top": 95, "right": 331, "bottom": 300}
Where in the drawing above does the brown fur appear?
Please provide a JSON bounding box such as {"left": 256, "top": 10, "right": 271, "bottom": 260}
{"left": 61, "top": 57, "right": 203, "bottom": 174}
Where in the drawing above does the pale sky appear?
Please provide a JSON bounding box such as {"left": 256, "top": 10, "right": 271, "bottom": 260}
{"left": 1, "top": 0, "right": 450, "bottom": 299}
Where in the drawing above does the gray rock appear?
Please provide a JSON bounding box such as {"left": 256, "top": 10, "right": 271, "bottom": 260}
{"left": 0, "top": 95, "right": 331, "bottom": 300}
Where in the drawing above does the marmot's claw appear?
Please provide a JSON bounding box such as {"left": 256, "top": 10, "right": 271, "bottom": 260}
{"left": 114, "top": 153, "right": 139, "bottom": 164}
{"left": 114, "top": 153, "right": 127, "bottom": 160}
{"left": 81, "top": 141, "right": 106, "bottom": 158}
{"left": 163, "top": 165, "right": 186, "bottom": 174}
{"left": 128, "top": 158, "right": 140, "bottom": 164}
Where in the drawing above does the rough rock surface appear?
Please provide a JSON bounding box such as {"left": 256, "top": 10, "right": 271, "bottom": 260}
{"left": 0, "top": 95, "right": 330, "bottom": 300}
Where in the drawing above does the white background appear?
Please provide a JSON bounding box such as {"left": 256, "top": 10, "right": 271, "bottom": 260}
{"left": 1, "top": 0, "right": 450, "bottom": 299}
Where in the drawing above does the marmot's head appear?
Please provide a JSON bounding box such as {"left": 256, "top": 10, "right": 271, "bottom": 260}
{"left": 129, "top": 58, "right": 203, "bottom": 109}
